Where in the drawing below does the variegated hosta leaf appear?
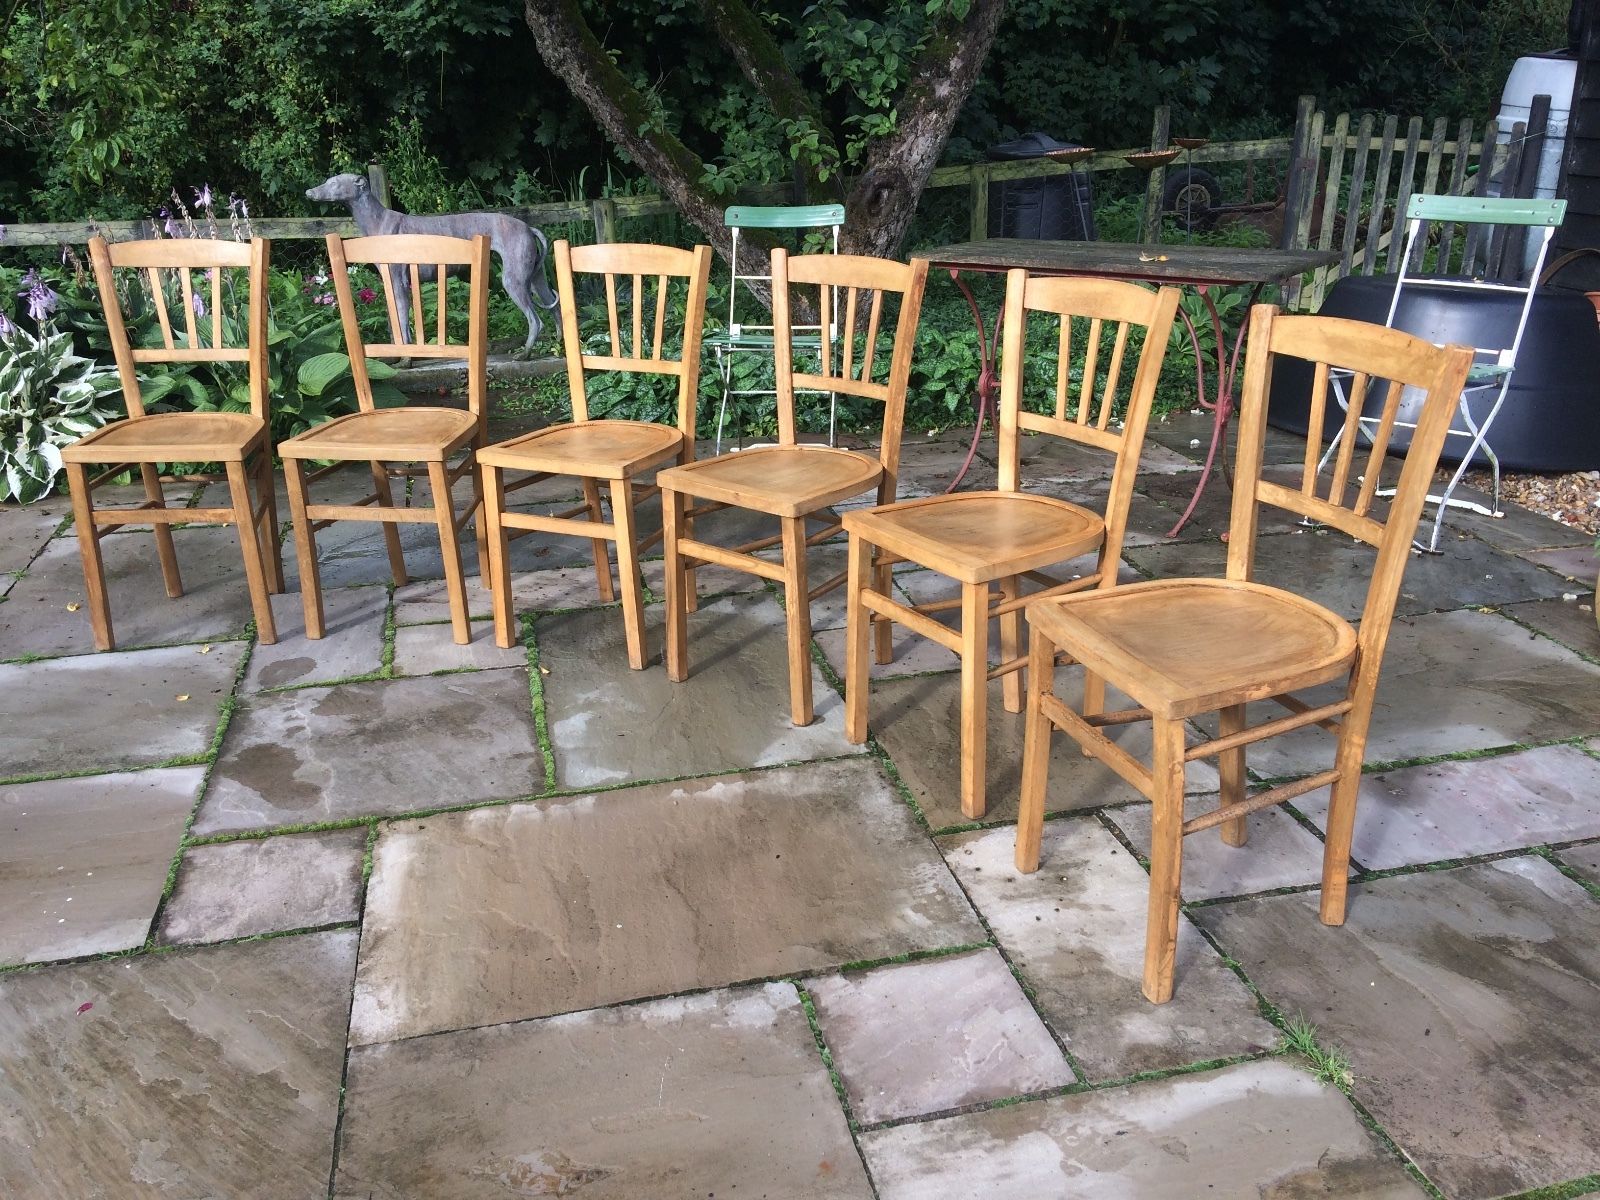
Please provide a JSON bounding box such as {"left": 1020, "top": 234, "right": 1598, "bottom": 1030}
{"left": 1, "top": 321, "right": 122, "bottom": 503}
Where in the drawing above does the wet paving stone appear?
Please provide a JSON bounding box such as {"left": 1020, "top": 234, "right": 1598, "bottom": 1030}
{"left": 870, "top": 672, "right": 1217, "bottom": 832}
{"left": 0, "top": 528, "right": 265, "bottom": 660}
{"left": 242, "top": 585, "right": 388, "bottom": 691}
{"left": 806, "top": 948, "right": 1073, "bottom": 1124}
{"left": 937, "top": 822, "right": 1275, "bottom": 1079}
{"left": 1, "top": 767, "right": 204, "bottom": 966}
{"left": 860, "top": 1058, "right": 1425, "bottom": 1199}
{"left": 0, "top": 506, "right": 61, "bottom": 582}
{"left": 1108, "top": 802, "right": 1337, "bottom": 900}
{"left": 1501, "top": 593, "right": 1598, "bottom": 658}
{"left": 195, "top": 670, "right": 542, "bottom": 836}
{"left": 0, "top": 930, "right": 357, "bottom": 1200}
{"left": 1294, "top": 744, "right": 1600, "bottom": 869}
{"left": 391, "top": 620, "right": 528, "bottom": 674}
{"left": 538, "top": 594, "right": 856, "bottom": 790}
{"left": 1520, "top": 542, "right": 1600, "bottom": 581}
{"left": 1012, "top": 428, "right": 1200, "bottom": 484}
{"left": 349, "top": 759, "right": 984, "bottom": 1045}
{"left": 1195, "top": 857, "right": 1600, "bottom": 1199}
{"left": 0, "top": 642, "right": 247, "bottom": 779}
{"left": 157, "top": 828, "right": 368, "bottom": 945}
{"left": 1438, "top": 484, "right": 1595, "bottom": 555}
{"left": 1227, "top": 609, "right": 1600, "bottom": 779}
{"left": 335, "top": 983, "right": 871, "bottom": 1200}
{"left": 1555, "top": 839, "right": 1600, "bottom": 889}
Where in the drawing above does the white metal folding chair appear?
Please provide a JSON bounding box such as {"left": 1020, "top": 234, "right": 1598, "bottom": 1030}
{"left": 1319, "top": 193, "right": 1566, "bottom": 551}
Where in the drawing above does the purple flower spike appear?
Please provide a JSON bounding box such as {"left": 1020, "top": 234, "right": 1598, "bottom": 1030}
{"left": 192, "top": 291, "right": 207, "bottom": 318}
{"left": 194, "top": 184, "right": 215, "bottom": 209}
{"left": 0, "top": 310, "right": 15, "bottom": 339}
{"left": 18, "top": 269, "right": 60, "bottom": 324}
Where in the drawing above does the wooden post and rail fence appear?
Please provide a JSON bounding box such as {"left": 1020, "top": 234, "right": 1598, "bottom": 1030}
{"left": 0, "top": 96, "right": 1546, "bottom": 311}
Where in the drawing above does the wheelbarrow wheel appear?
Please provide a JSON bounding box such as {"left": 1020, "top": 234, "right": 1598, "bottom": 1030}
{"left": 1163, "top": 167, "right": 1222, "bottom": 232}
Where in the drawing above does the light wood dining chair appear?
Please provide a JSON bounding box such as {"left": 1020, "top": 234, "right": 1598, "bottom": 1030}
{"left": 279, "top": 233, "right": 489, "bottom": 645}
{"left": 64, "top": 236, "right": 281, "bottom": 651}
{"left": 842, "top": 271, "right": 1180, "bottom": 819}
{"left": 658, "top": 250, "right": 929, "bottom": 726}
{"left": 478, "top": 240, "right": 714, "bottom": 668}
{"left": 1013, "top": 305, "right": 1473, "bottom": 1004}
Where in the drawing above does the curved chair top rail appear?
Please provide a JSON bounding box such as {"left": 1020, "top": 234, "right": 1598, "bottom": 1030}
{"left": 336, "top": 232, "right": 487, "bottom": 267}
{"left": 725, "top": 204, "right": 846, "bottom": 230}
{"left": 97, "top": 237, "right": 259, "bottom": 270}
{"left": 567, "top": 240, "right": 711, "bottom": 279}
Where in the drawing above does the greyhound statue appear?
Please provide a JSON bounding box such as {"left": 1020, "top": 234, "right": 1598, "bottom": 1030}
{"left": 306, "top": 172, "right": 558, "bottom": 356}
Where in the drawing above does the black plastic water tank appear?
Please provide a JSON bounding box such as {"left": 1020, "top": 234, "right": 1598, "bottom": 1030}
{"left": 1268, "top": 273, "right": 1600, "bottom": 471}
{"left": 987, "top": 132, "right": 1096, "bottom": 241}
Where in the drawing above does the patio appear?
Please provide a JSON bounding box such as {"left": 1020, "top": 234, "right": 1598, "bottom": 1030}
{"left": 2, "top": 415, "right": 1599, "bottom": 1199}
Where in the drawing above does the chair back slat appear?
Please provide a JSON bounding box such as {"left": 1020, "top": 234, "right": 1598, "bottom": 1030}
{"left": 1098, "top": 322, "right": 1130, "bottom": 430}
{"left": 770, "top": 250, "right": 928, "bottom": 492}
{"left": 1227, "top": 307, "right": 1474, "bottom": 657}
{"left": 1325, "top": 370, "right": 1370, "bottom": 502}
{"left": 89, "top": 236, "right": 270, "bottom": 421}
{"left": 552, "top": 240, "right": 714, "bottom": 437}
{"left": 1302, "top": 361, "right": 1330, "bottom": 494}
{"left": 324, "top": 232, "right": 490, "bottom": 419}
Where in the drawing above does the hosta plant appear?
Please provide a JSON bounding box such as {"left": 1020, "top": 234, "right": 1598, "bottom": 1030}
{"left": 0, "top": 322, "right": 123, "bottom": 503}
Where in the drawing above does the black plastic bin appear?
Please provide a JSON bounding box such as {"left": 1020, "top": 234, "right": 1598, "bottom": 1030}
{"left": 987, "top": 132, "right": 1096, "bottom": 241}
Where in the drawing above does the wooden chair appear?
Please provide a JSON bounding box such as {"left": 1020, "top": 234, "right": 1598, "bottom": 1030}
{"left": 279, "top": 233, "right": 489, "bottom": 645}
{"left": 64, "top": 237, "right": 282, "bottom": 651}
{"left": 842, "top": 271, "right": 1181, "bottom": 820}
{"left": 1013, "top": 305, "right": 1473, "bottom": 1004}
{"left": 658, "top": 250, "right": 929, "bottom": 725}
{"left": 478, "top": 241, "right": 714, "bottom": 668}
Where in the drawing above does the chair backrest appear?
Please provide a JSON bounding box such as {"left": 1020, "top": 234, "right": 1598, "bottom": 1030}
{"left": 1391, "top": 194, "right": 1568, "bottom": 371}
{"left": 326, "top": 232, "right": 490, "bottom": 417}
{"left": 88, "top": 236, "right": 270, "bottom": 421}
{"left": 724, "top": 205, "right": 845, "bottom": 340}
{"left": 995, "top": 271, "right": 1181, "bottom": 554}
{"left": 1229, "top": 306, "right": 1473, "bottom": 663}
{"left": 554, "top": 240, "right": 715, "bottom": 439}
{"left": 770, "top": 250, "right": 929, "bottom": 499}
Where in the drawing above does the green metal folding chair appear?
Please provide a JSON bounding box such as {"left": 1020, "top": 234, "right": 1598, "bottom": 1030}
{"left": 704, "top": 204, "right": 845, "bottom": 452}
{"left": 1320, "top": 193, "right": 1566, "bottom": 551}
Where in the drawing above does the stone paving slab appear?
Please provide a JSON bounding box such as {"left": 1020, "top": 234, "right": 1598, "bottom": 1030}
{"left": 1442, "top": 484, "right": 1595, "bottom": 554}
{"left": 0, "top": 642, "right": 247, "bottom": 779}
{"left": 157, "top": 828, "right": 367, "bottom": 945}
{"left": 0, "top": 528, "right": 263, "bottom": 659}
{"left": 0, "top": 930, "right": 357, "bottom": 1200}
{"left": 860, "top": 1058, "right": 1425, "bottom": 1199}
{"left": 1, "top": 767, "right": 204, "bottom": 966}
{"left": 392, "top": 620, "right": 528, "bottom": 674}
{"left": 1133, "top": 468, "right": 1308, "bottom": 543}
{"left": 195, "top": 670, "right": 542, "bottom": 835}
{"left": 1108, "top": 802, "right": 1337, "bottom": 900}
{"left": 335, "top": 983, "right": 871, "bottom": 1200}
{"left": 539, "top": 594, "right": 855, "bottom": 790}
{"left": 1195, "top": 857, "right": 1600, "bottom": 1199}
{"left": 938, "top": 822, "right": 1275, "bottom": 1079}
{"left": 1293, "top": 744, "right": 1600, "bottom": 870}
{"left": 0, "top": 506, "right": 61, "bottom": 582}
{"left": 1013, "top": 429, "right": 1201, "bottom": 484}
{"left": 1520, "top": 542, "right": 1599, "bottom": 581}
{"left": 869, "top": 672, "right": 1217, "bottom": 831}
{"left": 1556, "top": 839, "right": 1600, "bottom": 889}
{"left": 1128, "top": 526, "right": 1571, "bottom": 622}
{"left": 807, "top": 948, "right": 1074, "bottom": 1124}
{"left": 1230, "top": 609, "right": 1600, "bottom": 778}
{"left": 1502, "top": 593, "right": 1598, "bottom": 657}
{"left": 1147, "top": 411, "right": 1310, "bottom": 466}
{"left": 242, "top": 585, "right": 388, "bottom": 691}
{"left": 349, "top": 759, "right": 984, "bottom": 1045}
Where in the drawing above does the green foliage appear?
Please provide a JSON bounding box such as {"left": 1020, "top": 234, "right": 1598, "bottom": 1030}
{"left": 1279, "top": 1013, "right": 1355, "bottom": 1091}
{"left": 0, "top": 323, "right": 122, "bottom": 502}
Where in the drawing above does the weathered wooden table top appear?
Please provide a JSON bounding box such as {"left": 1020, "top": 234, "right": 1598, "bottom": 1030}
{"left": 916, "top": 239, "right": 1338, "bottom": 286}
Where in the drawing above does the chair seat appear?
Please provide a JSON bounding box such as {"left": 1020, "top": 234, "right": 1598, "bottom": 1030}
{"left": 657, "top": 445, "right": 881, "bottom": 518}
{"left": 478, "top": 420, "right": 684, "bottom": 480}
{"left": 1029, "top": 577, "right": 1358, "bottom": 720}
{"left": 278, "top": 408, "right": 477, "bottom": 461}
{"left": 843, "top": 491, "right": 1105, "bottom": 585}
{"left": 62, "top": 411, "right": 265, "bottom": 464}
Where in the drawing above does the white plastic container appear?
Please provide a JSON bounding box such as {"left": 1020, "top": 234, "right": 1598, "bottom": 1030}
{"left": 1497, "top": 53, "right": 1578, "bottom": 199}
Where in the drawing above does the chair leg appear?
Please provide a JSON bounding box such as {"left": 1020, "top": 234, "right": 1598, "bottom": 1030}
{"left": 843, "top": 532, "right": 873, "bottom": 745}
{"left": 609, "top": 477, "right": 649, "bottom": 671}
{"left": 483, "top": 464, "right": 517, "bottom": 649}
{"left": 466, "top": 442, "right": 489, "bottom": 581}
{"left": 662, "top": 486, "right": 690, "bottom": 682}
{"left": 428, "top": 460, "right": 471, "bottom": 645}
{"left": 872, "top": 554, "right": 894, "bottom": 665}
{"left": 226, "top": 460, "right": 277, "bottom": 645}
{"left": 369, "top": 460, "right": 409, "bottom": 586}
{"left": 780, "top": 515, "right": 814, "bottom": 726}
{"left": 1218, "top": 703, "right": 1248, "bottom": 847}
{"left": 678, "top": 449, "right": 699, "bottom": 615}
{"left": 1319, "top": 692, "right": 1374, "bottom": 926}
{"left": 1144, "top": 716, "right": 1188, "bottom": 1004}
{"left": 66, "top": 462, "right": 115, "bottom": 651}
{"left": 581, "top": 476, "right": 615, "bottom": 603}
{"left": 1014, "top": 624, "right": 1057, "bottom": 873}
{"left": 999, "top": 574, "right": 1023, "bottom": 714}
{"left": 141, "top": 462, "right": 183, "bottom": 598}
{"left": 255, "top": 449, "right": 285, "bottom": 595}
{"left": 284, "top": 458, "right": 324, "bottom": 639}
{"left": 959, "top": 580, "right": 990, "bottom": 820}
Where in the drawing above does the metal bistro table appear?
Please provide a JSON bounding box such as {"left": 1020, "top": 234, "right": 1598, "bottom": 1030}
{"left": 918, "top": 239, "right": 1336, "bottom": 536}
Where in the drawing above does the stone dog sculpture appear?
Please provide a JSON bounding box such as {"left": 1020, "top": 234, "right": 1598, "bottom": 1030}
{"left": 306, "top": 172, "right": 558, "bottom": 356}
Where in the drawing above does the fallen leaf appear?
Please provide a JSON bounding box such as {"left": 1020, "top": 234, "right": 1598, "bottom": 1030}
{"left": 76, "top": 1002, "right": 93, "bottom": 1015}
{"left": 175, "top": 694, "right": 190, "bottom": 702}
{"left": 198, "top": 644, "right": 212, "bottom": 654}
{"left": 66, "top": 602, "right": 81, "bottom": 612}
{"left": 538, "top": 665, "right": 550, "bottom": 675}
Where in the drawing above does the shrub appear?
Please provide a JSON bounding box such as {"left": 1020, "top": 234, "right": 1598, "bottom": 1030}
{"left": 0, "top": 321, "right": 123, "bottom": 502}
